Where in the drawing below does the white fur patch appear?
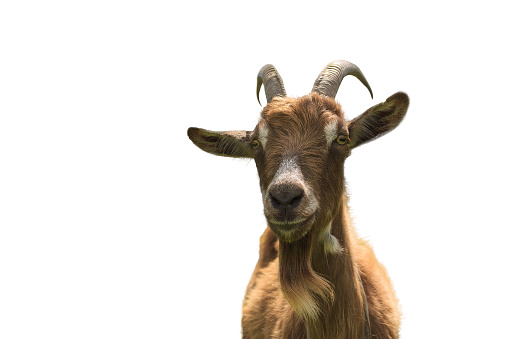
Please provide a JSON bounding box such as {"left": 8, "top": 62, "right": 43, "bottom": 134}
{"left": 259, "top": 124, "right": 268, "bottom": 149}
{"left": 324, "top": 121, "right": 338, "bottom": 147}
{"left": 273, "top": 157, "right": 301, "bottom": 182}
{"left": 320, "top": 222, "right": 342, "bottom": 255}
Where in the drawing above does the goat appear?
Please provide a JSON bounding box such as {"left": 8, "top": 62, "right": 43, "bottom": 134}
{"left": 187, "top": 60, "right": 409, "bottom": 338}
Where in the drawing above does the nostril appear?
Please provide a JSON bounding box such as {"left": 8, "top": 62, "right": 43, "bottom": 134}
{"left": 270, "top": 193, "right": 283, "bottom": 209}
{"left": 288, "top": 194, "right": 303, "bottom": 208}
{"left": 269, "top": 185, "right": 304, "bottom": 210}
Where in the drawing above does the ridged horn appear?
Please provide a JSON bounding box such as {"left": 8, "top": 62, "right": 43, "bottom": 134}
{"left": 257, "top": 64, "right": 287, "bottom": 105}
{"left": 312, "top": 60, "right": 373, "bottom": 99}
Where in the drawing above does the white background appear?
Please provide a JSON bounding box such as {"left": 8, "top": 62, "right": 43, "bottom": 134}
{"left": 1, "top": 1, "right": 508, "bottom": 338}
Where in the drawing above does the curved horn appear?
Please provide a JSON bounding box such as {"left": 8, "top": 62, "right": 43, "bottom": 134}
{"left": 312, "top": 60, "right": 373, "bottom": 99}
{"left": 257, "top": 64, "right": 287, "bottom": 105}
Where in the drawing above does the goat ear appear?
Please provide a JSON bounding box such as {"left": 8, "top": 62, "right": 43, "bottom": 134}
{"left": 187, "top": 127, "right": 254, "bottom": 158}
{"left": 348, "top": 92, "right": 409, "bottom": 149}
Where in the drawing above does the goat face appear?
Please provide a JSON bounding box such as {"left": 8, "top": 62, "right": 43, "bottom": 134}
{"left": 251, "top": 94, "right": 350, "bottom": 242}
{"left": 188, "top": 61, "right": 409, "bottom": 243}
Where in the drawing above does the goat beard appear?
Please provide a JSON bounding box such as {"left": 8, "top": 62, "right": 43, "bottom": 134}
{"left": 278, "top": 232, "right": 334, "bottom": 321}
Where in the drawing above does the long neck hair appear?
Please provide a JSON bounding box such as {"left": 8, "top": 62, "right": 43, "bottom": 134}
{"left": 278, "top": 194, "right": 368, "bottom": 338}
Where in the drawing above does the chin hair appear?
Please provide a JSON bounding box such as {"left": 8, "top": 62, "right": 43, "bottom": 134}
{"left": 278, "top": 233, "right": 335, "bottom": 320}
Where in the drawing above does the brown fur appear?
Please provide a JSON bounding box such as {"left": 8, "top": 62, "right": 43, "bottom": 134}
{"left": 188, "top": 89, "right": 409, "bottom": 338}
{"left": 243, "top": 94, "right": 401, "bottom": 338}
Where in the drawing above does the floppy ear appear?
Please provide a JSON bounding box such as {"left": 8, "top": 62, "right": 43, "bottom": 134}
{"left": 187, "top": 127, "right": 254, "bottom": 158}
{"left": 348, "top": 92, "right": 409, "bottom": 149}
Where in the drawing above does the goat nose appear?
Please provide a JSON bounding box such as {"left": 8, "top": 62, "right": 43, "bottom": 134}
{"left": 269, "top": 184, "right": 304, "bottom": 211}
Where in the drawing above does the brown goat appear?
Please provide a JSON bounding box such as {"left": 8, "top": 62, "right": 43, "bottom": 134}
{"left": 188, "top": 60, "right": 409, "bottom": 338}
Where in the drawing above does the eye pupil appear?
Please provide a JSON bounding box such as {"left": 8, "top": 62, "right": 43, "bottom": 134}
{"left": 337, "top": 136, "right": 349, "bottom": 145}
{"left": 252, "top": 140, "right": 260, "bottom": 149}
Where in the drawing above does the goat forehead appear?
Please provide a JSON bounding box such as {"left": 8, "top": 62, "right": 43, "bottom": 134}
{"left": 260, "top": 112, "right": 342, "bottom": 149}
{"left": 255, "top": 95, "right": 345, "bottom": 179}
{"left": 260, "top": 96, "right": 345, "bottom": 136}
{"left": 261, "top": 131, "right": 330, "bottom": 181}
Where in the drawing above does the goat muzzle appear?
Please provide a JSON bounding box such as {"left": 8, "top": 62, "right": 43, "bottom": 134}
{"left": 263, "top": 158, "right": 318, "bottom": 242}
{"left": 269, "top": 182, "right": 304, "bottom": 213}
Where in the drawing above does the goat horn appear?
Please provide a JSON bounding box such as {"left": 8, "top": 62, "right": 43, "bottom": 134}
{"left": 257, "top": 64, "right": 287, "bottom": 105}
{"left": 312, "top": 60, "right": 373, "bottom": 99}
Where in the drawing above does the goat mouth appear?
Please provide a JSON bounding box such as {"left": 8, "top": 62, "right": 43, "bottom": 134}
{"left": 267, "top": 215, "right": 315, "bottom": 242}
{"left": 269, "top": 217, "right": 309, "bottom": 227}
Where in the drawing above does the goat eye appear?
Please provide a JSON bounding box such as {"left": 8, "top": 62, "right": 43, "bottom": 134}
{"left": 251, "top": 139, "right": 261, "bottom": 150}
{"left": 336, "top": 135, "right": 349, "bottom": 145}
